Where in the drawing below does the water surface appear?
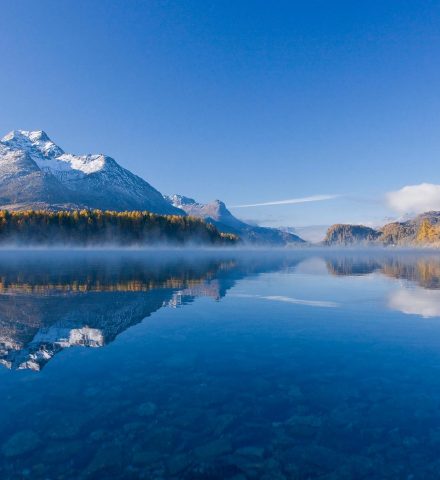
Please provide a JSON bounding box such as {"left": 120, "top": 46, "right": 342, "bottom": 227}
{"left": 1, "top": 250, "right": 440, "bottom": 479}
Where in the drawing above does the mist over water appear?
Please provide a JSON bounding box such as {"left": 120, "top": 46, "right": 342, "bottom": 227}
{"left": 2, "top": 250, "right": 440, "bottom": 478}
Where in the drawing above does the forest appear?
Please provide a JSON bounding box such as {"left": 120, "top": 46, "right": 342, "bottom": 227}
{"left": 0, "top": 210, "right": 238, "bottom": 246}
{"left": 416, "top": 219, "right": 440, "bottom": 245}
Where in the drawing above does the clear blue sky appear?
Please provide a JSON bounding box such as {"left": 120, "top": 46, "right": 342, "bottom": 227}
{"left": 1, "top": 1, "right": 439, "bottom": 227}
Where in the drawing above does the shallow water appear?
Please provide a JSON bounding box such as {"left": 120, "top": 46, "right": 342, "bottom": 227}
{"left": 1, "top": 250, "right": 440, "bottom": 479}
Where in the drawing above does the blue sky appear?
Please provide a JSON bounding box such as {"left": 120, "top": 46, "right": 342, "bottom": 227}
{"left": 1, "top": 1, "right": 440, "bottom": 228}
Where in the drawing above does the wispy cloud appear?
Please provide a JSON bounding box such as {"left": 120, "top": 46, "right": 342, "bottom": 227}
{"left": 387, "top": 183, "right": 440, "bottom": 215}
{"left": 230, "top": 194, "right": 341, "bottom": 208}
{"left": 231, "top": 294, "right": 338, "bottom": 308}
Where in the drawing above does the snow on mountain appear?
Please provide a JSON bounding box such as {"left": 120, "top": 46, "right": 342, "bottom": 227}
{"left": 165, "top": 194, "right": 306, "bottom": 245}
{"left": 165, "top": 195, "right": 247, "bottom": 230}
{"left": 166, "top": 194, "right": 198, "bottom": 208}
{"left": 2, "top": 130, "right": 64, "bottom": 159}
{"left": 0, "top": 130, "right": 182, "bottom": 214}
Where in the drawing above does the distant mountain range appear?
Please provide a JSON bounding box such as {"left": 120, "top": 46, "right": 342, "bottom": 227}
{"left": 165, "top": 194, "right": 305, "bottom": 246}
{"left": 0, "top": 130, "right": 305, "bottom": 246}
{"left": 324, "top": 212, "right": 440, "bottom": 246}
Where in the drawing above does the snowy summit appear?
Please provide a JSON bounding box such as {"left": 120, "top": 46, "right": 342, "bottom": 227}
{"left": 0, "top": 130, "right": 182, "bottom": 214}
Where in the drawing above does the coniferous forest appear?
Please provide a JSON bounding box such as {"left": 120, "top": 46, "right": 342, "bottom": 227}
{"left": 0, "top": 210, "right": 238, "bottom": 246}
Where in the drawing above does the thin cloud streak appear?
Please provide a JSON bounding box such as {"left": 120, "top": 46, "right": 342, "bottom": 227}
{"left": 230, "top": 194, "right": 341, "bottom": 208}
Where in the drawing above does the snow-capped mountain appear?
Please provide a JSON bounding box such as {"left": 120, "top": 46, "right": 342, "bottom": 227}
{"left": 166, "top": 195, "right": 248, "bottom": 230}
{"left": 165, "top": 194, "right": 306, "bottom": 245}
{"left": 0, "top": 130, "right": 182, "bottom": 214}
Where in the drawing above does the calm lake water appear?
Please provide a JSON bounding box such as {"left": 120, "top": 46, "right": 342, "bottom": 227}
{"left": 1, "top": 250, "right": 440, "bottom": 479}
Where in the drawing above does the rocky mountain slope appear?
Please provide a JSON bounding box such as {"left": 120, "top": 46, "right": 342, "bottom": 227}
{"left": 324, "top": 212, "right": 440, "bottom": 246}
{"left": 324, "top": 224, "right": 381, "bottom": 246}
{"left": 0, "top": 130, "right": 182, "bottom": 214}
{"left": 165, "top": 194, "right": 306, "bottom": 246}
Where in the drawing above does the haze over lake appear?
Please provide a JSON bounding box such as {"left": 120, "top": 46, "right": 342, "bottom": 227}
{"left": 1, "top": 250, "right": 440, "bottom": 479}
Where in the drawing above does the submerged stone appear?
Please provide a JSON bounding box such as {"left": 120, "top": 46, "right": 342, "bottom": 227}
{"left": 286, "top": 414, "right": 322, "bottom": 437}
{"left": 84, "top": 445, "right": 124, "bottom": 476}
{"left": 167, "top": 453, "right": 192, "bottom": 475}
{"left": 235, "top": 446, "right": 265, "bottom": 458}
{"left": 2, "top": 430, "right": 40, "bottom": 457}
{"left": 137, "top": 401, "right": 158, "bottom": 417}
{"left": 131, "top": 449, "right": 163, "bottom": 465}
{"left": 41, "top": 440, "right": 82, "bottom": 464}
{"left": 194, "top": 438, "right": 232, "bottom": 459}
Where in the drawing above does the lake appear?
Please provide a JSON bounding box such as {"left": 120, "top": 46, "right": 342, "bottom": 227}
{"left": 1, "top": 250, "right": 440, "bottom": 479}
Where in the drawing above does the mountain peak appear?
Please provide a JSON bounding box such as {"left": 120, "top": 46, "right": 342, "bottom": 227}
{"left": 3, "top": 129, "right": 51, "bottom": 143}
{"left": 24, "top": 130, "right": 50, "bottom": 141}
{"left": 3, "top": 129, "right": 36, "bottom": 138}
{"left": 165, "top": 194, "right": 197, "bottom": 208}
{"left": 2, "top": 129, "right": 64, "bottom": 158}
{"left": 212, "top": 199, "right": 228, "bottom": 211}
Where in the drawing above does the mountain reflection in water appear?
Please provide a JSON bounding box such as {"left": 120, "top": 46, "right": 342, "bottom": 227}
{"left": 325, "top": 253, "right": 440, "bottom": 318}
{"left": 0, "top": 251, "right": 304, "bottom": 371}
{"left": 2, "top": 251, "right": 440, "bottom": 371}
{"left": 0, "top": 253, "right": 234, "bottom": 371}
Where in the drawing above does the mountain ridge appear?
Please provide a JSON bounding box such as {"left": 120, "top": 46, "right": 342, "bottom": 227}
{"left": 165, "top": 194, "right": 306, "bottom": 246}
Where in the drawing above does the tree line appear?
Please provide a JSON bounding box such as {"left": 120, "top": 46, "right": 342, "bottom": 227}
{"left": 0, "top": 210, "right": 238, "bottom": 246}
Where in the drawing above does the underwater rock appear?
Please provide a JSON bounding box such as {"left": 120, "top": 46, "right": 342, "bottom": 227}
{"left": 224, "top": 452, "right": 265, "bottom": 474}
{"left": 166, "top": 453, "right": 192, "bottom": 475}
{"left": 131, "top": 449, "right": 163, "bottom": 465}
{"left": 143, "top": 427, "right": 178, "bottom": 452}
{"left": 84, "top": 444, "right": 124, "bottom": 476}
{"left": 286, "top": 414, "right": 322, "bottom": 437}
{"left": 295, "top": 445, "right": 342, "bottom": 471}
{"left": 122, "top": 422, "right": 145, "bottom": 433}
{"left": 287, "top": 385, "right": 304, "bottom": 400}
{"left": 213, "top": 413, "right": 235, "bottom": 435}
{"left": 1, "top": 430, "right": 40, "bottom": 457}
{"left": 47, "top": 416, "right": 83, "bottom": 440}
{"left": 137, "top": 401, "right": 158, "bottom": 417}
{"left": 235, "top": 446, "right": 265, "bottom": 458}
{"left": 41, "top": 440, "right": 82, "bottom": 464}
{"left": 89, "top": 429, "right": 107, "bottom": 441}
{"left": 194, "top": 438, "right": 232, "bottom": 458}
